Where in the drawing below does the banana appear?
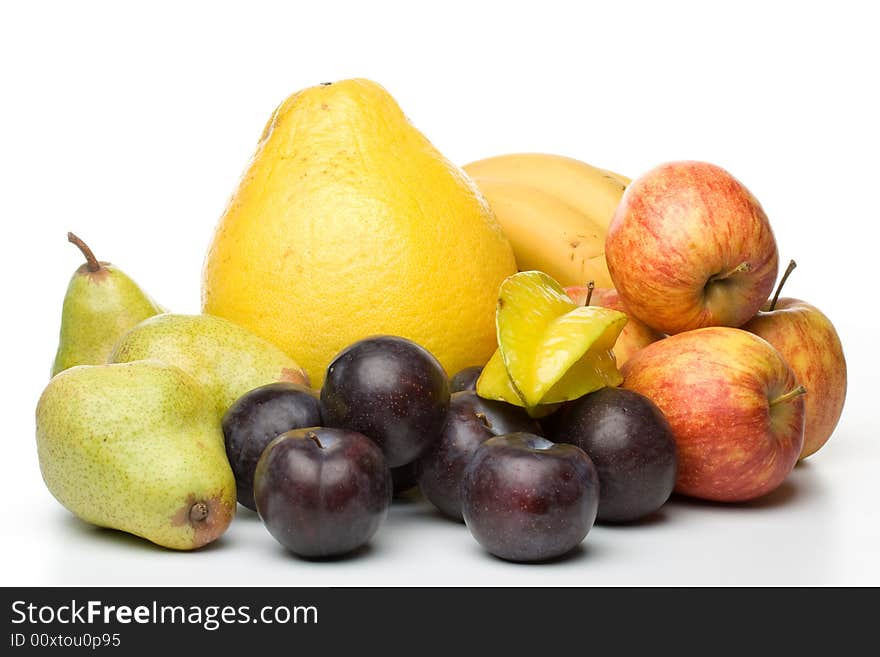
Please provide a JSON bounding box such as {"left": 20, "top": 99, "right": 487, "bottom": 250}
{"left": 598, "top": 167, "right": 632, "bottom": 189}
{"left": 472, "top": 178, "right": 614, "bottom": 288}
{"left": 463, "top": 153, "right": 632, "bottom": 289}
{"left": 463, "top": 153, "right": 629, "bottom": 231}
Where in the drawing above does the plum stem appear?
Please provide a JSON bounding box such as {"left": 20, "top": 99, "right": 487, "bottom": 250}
{"left": 769, "top": 385, "right": 807, "bottom": 407}
{"left": 584, "top": 280, "right": 595, "bottom": 307}
{"left": 67, "top": 232, "right": 102, "bottom": 272}
{"left": 189, "top": 502, "right": 209, "bottom": 523}
{"left": 712, "top": 261, "right": 751, "bottom": 282}
{"left": 769, "top": 260, "right": 797, "bottom": 311}
{"left": 306, "top": 431, "right": 323, "bottom": 448}
{"left": 475, "top": 412, "right": 493, "bottom": 431}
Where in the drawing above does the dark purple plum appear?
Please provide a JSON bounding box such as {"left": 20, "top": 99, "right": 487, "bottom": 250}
{"left": 449, "top": 366, "right": 483, "bottom": 392}
{"left": 417, "top": 392, "right": 541, "bottom": 520}
{"left": 320, "top": 336, "right": 450, "bottom": 467}
{"left": 222, "top": 382, "right": 322, "bottom": 510}
{"left": 390, "top": 463, "right": 419, "bottom": 497}
{"left": 536, "top": 405, "right": 565, "bottom": 437}
{"left": 254, "top": 427, "right": 392, "bottom": 558}
{"left": 547, "top": 387, "right": 677, "bottom": 523}
{"left": 461, "top": 433, "right": 599, "bottom": 562}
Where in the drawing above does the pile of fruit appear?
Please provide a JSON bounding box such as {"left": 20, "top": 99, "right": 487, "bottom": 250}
{"left": 35, "top": 78, "right": 846, "bottom": 563}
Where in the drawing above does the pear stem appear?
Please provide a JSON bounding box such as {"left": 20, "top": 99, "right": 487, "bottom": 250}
{"left": 584, "top": 280, "right": 595, "bottom": 307}
{"left": 769, "top": 385, "right": 807, "bottom": 407}
{"left": 712, "top": 261, "right": 752, "bottom": 282}
{"left": 189, "top": 502, "right": 209, "bottom": 523}
{"left": 67, "top": 232, "right": 102, "bottom": 273}
{"left": 769, "top": 260, "right": 798, "bottom": 311}
{"left": 307, "top": 431, "right": 323, "bottom": 449}
{"left": 475, "top": 412, "right": 493, "bottom": 431}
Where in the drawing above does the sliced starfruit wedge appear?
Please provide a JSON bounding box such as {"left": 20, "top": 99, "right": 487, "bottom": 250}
{"left": 476, "top": 349, "right": 521, "bottom": 406}
{"left": 496, "top": 271, "right": 627, "bottom": 407}
{"left": 540, "top": 344, "right": 621, "bottom": 403}
{"left": 476, "top": 349, "right": 560, "bottom": 418}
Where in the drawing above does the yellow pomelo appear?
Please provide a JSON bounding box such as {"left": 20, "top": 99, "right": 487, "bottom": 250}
{"left": 202, "top": 79, "right": 516, "bottom": 385}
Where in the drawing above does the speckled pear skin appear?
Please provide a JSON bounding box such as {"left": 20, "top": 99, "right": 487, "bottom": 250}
{"left": 109, "top": 314, "right": 309, "bottom": 418}
{"left": 35, "top": 360, "right": 236, "bottom": 550}
{"left": 51, "top": 262, "right": 164, "bottom": 377}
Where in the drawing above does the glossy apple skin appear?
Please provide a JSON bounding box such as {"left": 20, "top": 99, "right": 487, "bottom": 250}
{"left": 222, "top": 382, "right": 322, "bottom": 510}
{"left": 548, "top": 387, "right": 677, "bottom": 522}
{"left": 621, "top": 327, "right": 804, "bottom": 502}
{"left": 254, "top": 427, "right": 392, "bottom": 558}
{"left": 606, "top": 161, "right": 779, "bottom": 335}
{"left": 565, "top": 286, "right": 664, "bottom": 365}
{"left": 320, "top": 336, "right": 450, "bottom": 467}
{"left": 417, "top": 392, "right": 541, "bottom": 520}
{"left": 743, "top": 298, "right": 846, "bottom": 459}
{"left": 461, "top": 433, "right": 599, "bottom": 562}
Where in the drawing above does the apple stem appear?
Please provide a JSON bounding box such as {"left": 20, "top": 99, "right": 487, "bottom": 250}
{"left": 769, "top": 385, "right": 807, "bottom": 407}
{"left": 189, "top": 502, "right": 209, "bottom": 523}
{"left": 475, "top": 412, "right": 493, "bottom": 431}
{"left": 68, "top": 232, "right": 102, "bottom": 273}
{"left": 584, "top": 280, "right": 595, "bottom": 307}
{"left": 712, "top": 261, "right": 752, "bottom": 282}
{"left": 769, "top": 260, "right": 798, "bottom": 311}
{"left": 306, "top": 431, "right": 323, "bottom": 448}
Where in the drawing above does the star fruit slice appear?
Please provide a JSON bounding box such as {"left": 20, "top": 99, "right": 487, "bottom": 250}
{"left": 496, "top": 270, "right": 627, "bottom": 407}
{"left": 476, "top": 348, "right": 560, "bottom": 417}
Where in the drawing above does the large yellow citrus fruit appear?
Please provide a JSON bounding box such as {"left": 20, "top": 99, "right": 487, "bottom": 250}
{"left": 202, "top": 79, "right": 516, "bottom": 385}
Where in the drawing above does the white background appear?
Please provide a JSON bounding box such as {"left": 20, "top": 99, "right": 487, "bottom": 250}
{"left": 2, "top": 1, "right": 877, "bottom": 586}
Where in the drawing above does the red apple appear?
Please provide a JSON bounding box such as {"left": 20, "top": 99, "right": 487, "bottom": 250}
{"left": 621, "top": 327, "right": 805, "bottom": 502}
{"left": 565, "top": 284, "right": 664, "bottom": 365}
{"left": 606, "top": 161, "right": 779, "bottom": 335}
{"left": 742, "top": 261, "right": 847, "bottom": 459}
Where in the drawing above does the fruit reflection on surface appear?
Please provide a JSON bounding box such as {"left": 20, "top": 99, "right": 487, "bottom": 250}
{"left": 461, "top": 433, "right": 599, "bottom": 562}
{"left": 417, "top": 392, "right": 541, "bottom": 520}
{"left": 547, "top": 387, "right": 677, "bottom": 522}
{"left": 320, "top": 336, "right": 450, "bottom": 467}
{"left": 222, "top": 382, "right": 322, "bottom": 510}
{"left": 254, "top": 427, "right": 392, "bottom": 558}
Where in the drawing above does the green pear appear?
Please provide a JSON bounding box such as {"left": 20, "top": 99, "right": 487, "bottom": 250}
{"left": 52, "top": 233, "right": 164, "bottom": 377}
{"left": 110, "top": 313, "right": 309, "bottom": 417}
{"left": 35, "top": 360, "right": 236, "bottom": 550}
